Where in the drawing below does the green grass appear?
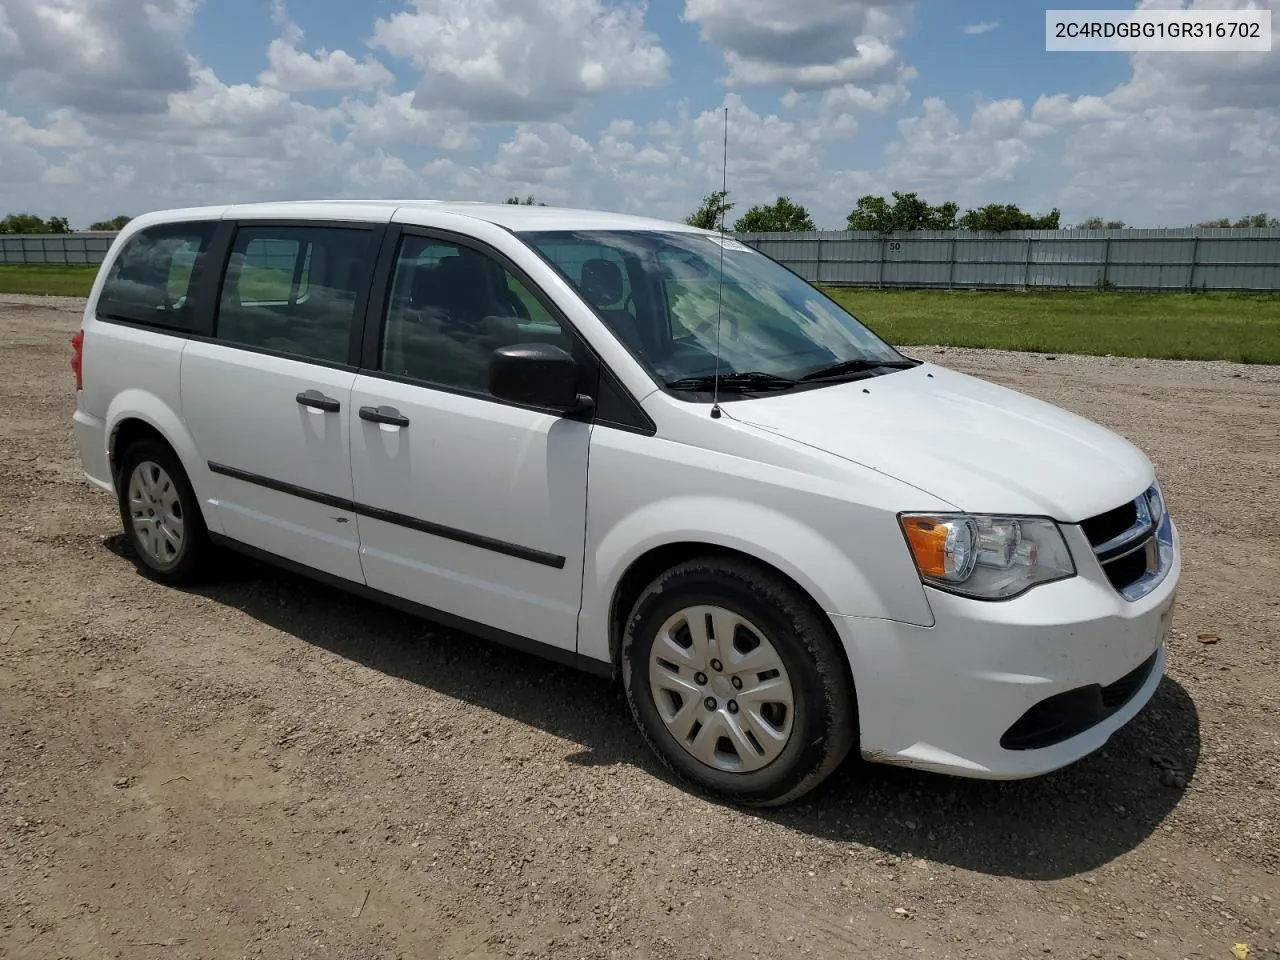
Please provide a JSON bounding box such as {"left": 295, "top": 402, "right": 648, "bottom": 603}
{"left": 0, "top": 265, "right": 98, "bottom": 297}
{"left": 822, "top": 287, "right": 1280, "bottom": 364}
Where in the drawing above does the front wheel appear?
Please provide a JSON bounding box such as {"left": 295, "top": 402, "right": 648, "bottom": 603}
{"left": 621, "top": 557, "right": 857, "bottom": 806}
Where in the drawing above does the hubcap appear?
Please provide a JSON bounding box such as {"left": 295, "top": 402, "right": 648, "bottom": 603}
{"left": 127, "top": 461, "right": 185, "bottom": 568}
{"left": 647, "top": 605, "right": 795, "bottom": 773}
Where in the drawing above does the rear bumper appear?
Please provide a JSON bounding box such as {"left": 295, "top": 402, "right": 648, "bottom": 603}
{"left": 831, "top": 523, "right": 1180, "bottom": 779}
{"left": 73, "top": 405, "right": 114, "bottom": 493}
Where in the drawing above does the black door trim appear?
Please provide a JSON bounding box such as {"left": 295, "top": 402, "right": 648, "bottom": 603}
{"left": 209, "top": 461, "right": 353, "bottom": 511}
{"left": 207, "top": 461, "right": 566, "bottom": 569}
{"left": 207, "top": 533, "right": 611, "bottom": 677}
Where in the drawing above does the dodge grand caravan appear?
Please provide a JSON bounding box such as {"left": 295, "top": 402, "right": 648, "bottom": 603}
{"left": 71, "top": 200, "right": 1179, "bottom": 806}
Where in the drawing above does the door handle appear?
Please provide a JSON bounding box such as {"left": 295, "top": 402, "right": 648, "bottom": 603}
{"left": 297, "top": 389, "right": 341, "bottom": 412}
{"left": 359, "top": 405, "right": 410, "bottom": 427}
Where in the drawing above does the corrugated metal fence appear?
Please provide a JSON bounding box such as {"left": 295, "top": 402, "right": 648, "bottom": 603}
{"left": 1, "top": 234, "right": 116, "bottom": 266}
{"left": 5, "top": 228, "right": 1280, "bottom": 292}
{"left": 734, "top": 228, "right": 1280, "bottom": 291}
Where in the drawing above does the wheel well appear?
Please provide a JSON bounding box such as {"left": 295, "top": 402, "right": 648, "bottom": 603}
{"left": 607, "top": 542, "right": 853, "bottom": 686}
{"left": 109, "top": 419, "right": 172, "bottom": 484}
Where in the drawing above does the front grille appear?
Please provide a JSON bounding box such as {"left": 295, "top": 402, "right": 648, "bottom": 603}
{"left": 1080, "top": 500, "right": 1138, "bottom": 547}
{"left": 1080, "top": 484, "right": 1172, "bottom": 601}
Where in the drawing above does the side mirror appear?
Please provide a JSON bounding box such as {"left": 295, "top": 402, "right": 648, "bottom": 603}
{"left": 489, "top": 342, "right": 593, "bottom": 414}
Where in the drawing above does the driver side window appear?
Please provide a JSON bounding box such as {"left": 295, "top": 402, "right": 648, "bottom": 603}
{"left": 379, "top": 235, "right": 573, "bottom": 395}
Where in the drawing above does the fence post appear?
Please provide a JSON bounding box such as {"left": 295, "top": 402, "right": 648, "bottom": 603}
{"left": 877, "top": 236, "right": 886, "bottom": 288}
{"left": 947, "top": 235, "right": 957, "bottom": 289}
{"left": 1187, "top": 235, "right": 1199, "bottom": 291}
{"left": 1023, "top": 237, "right": 1033, "bottom": 289}
{"left": 1102, "top": 236, "right": 1112, "bottom": 289}
{"left": 815, "top": 233, "right": 824, "bottom": 285}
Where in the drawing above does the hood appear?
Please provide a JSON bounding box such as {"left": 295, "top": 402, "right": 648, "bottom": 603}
{"left": 725, "top": 361, "right": 1153, "bottom": 522}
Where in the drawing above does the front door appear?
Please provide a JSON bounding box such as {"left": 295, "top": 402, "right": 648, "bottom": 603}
{"left": 181, "top": 222, "right": 381, "bottom": 584}
{"left": 348, "top": 232, "right": 591, "bottom": 651}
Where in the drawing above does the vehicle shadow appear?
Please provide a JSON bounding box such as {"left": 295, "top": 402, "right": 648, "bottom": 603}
{"left": 115, "top": 538, "right": 1201, "bottom": 882}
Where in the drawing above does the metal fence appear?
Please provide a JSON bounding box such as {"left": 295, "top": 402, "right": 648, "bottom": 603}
{"left": 6, "top": 228, "right": 1280, "bottom": 292}
{"left": 1, "top": 234, "right": 116, "bottom": 266}
{"left": 735, "top": 228, "right": 1280, "bottom": 292}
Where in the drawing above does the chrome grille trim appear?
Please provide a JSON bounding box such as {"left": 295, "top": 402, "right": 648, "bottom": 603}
{"left": 1086, "top": 483, "right": 1174, "bottom": 602}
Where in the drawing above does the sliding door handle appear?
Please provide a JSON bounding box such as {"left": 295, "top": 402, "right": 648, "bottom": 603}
{"left": 297, "top": 389, "right": 340, "bottom": 412}
{"left": 359, "top": 405, "right": 410, "bottom": 427}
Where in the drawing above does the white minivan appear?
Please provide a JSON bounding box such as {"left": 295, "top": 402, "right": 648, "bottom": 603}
{"left": 71, "top": 200, "right": 1179, "bottom": 805}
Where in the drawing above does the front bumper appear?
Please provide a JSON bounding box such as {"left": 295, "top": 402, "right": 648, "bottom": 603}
{"left": 831, "top": 521, "right": 1180, "bottom": 779}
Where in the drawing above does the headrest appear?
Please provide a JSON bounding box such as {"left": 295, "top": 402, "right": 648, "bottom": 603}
{"left": 580, "top": 258, "right": 624, "bottom": 308}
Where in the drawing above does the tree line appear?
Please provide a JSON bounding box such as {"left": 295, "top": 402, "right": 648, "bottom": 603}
{"left": 0, "top": 213, "right": 132, "bottom": 234}
{"left": 4, "top": 198, "right": 1277, "bottom": 235}
{"left": 683, "top": 190, "right": 1280, "bottom": 233}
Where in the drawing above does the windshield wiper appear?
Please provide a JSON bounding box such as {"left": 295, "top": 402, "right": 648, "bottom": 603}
{"left": 665, "top": 371, "right": 798, "bottom": 393}
{"left": 797, "top": 357, "right": 919, "bottom": 383}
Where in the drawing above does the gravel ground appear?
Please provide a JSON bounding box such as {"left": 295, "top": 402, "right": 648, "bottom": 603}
{"left": 2, "top": 293, "right": 1278, "bottom": 960}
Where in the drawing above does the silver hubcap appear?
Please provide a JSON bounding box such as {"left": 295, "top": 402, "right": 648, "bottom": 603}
{"left": 127, "top": 461, "right": 185, "bottom": 567}
{"left": 648, "top": 605, "right": 795, "bottom": 773}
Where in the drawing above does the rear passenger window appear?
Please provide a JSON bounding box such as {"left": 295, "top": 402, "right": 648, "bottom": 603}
{"left": 380, "top": 235, "right": 574, "bottom": 395}
{"left": 215, "top": 226, "right": 373, "bottom": 364}
{"left": 97, "top": 223, "right": 216, "bottom": 330}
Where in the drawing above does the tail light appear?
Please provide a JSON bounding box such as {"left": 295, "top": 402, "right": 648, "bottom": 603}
{"left": 71, "top": 330, "right": 84, "bottom": 391}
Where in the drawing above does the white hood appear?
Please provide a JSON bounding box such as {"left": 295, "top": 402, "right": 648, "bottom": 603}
{"left": 725, "top": 362, "right": 1154, "bottom": 522}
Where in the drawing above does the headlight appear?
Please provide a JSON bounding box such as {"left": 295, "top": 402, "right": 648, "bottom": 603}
{"left": 898, "top": 513, "right": 1076, "bottom": 600}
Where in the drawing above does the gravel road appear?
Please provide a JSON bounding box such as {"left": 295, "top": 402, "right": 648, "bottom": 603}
{"left": 2, "top": 293, "right": 1277, "bottom": 959}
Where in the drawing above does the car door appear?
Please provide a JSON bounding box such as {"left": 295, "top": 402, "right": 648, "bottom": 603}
{"left": 181, "top": 220, "right": 384, "bottom": 584}
{"left": 348, "top": 229, "right": 591, "bottom": 652}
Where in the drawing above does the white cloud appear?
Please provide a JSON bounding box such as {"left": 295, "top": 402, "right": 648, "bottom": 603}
{"left": 259, "top": 7, "right": 394, "bottom": 93}
{"left": 881, "top": 98, "right": 1039, "bottom": 199}
{"left": 0, "top": 0, "right": 198, "bottom": 114}
{"left": 343, "top": 92, "right": 478, "bottom": 151}
{"left": 963, "top": 20, "right": 999, "bottom": 35}
{"left": 370, "top": 0, "right": 670, "bottom": 121}
{"left": 681, "top": 0, "right": 915, "bottom": 90}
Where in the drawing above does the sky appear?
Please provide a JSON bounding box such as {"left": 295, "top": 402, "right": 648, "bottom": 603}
{"left": 0, "top": 0, "right": 1277, "bottom": 230}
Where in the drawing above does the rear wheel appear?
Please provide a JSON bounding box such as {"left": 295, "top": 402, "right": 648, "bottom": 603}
{"left": 115, "top": 439, "right": 213, "bottom": 585}
{"left": 621, "top": 557, "right": 857, "bottom": 806}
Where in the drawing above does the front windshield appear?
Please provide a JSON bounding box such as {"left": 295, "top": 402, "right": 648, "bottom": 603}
{"left": 518, "top": 229, "right": 910, "bottom": 398}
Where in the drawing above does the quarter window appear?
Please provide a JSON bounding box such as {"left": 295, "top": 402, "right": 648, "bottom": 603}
{"left": 97, "top": 223, "right": 216, "bottom": 330}
{"left": 380, "top": 236, "right": 574, "bottom": 395}
{"left": 215, "top": 226, "right": 374, "bottom": 364}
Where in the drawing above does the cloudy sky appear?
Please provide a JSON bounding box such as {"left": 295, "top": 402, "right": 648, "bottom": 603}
{"left": 1, "top": 0, "right": 1277, "bottom": 229}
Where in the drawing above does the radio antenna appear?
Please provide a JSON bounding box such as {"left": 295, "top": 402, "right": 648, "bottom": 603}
{"left": 710, "top": 105, "right": 728, "bottom": 420}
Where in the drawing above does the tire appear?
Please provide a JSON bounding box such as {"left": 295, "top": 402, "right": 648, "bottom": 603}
{"left": 621, "top": 556, "right": 857, "bottom": 807}
{"left": 115, "top": 438, "right": 213, "bottom": 586}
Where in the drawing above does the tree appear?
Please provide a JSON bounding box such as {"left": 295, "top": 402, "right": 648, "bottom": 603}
{"left": 504, "top": 195, "right": 547, "bottom": 206}
{"left": 684, "top": 190, "right": 733, "bottom": 230}
{"left": 46, "top": 216, "right": 71, "bottom": 234}
{"left": 958, "top": 203, "right": 1061, "bottom": 231}
{"left": 846, "top": 192, "right": 958, "bottom": 232}
{"left": 733, "top": 196, "right": 815, "bottom": 233}
{"left": 1075, "top": 216, "right": 1126, "bottom": 229}
{"left": 1195, "top": 213, "right": 1279, "bottom": 228}
{"left": 88, "top": 215, "right": 132, "bottom": 231}
{"left": 0, "top": 213, "right": 61, "bottom": 234}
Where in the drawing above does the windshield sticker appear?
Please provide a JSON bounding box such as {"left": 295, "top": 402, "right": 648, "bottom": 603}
{"left": 705, "top": 235, "right": 752, "bottom": 253}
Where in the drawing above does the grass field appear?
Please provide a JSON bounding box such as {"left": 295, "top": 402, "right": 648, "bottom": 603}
{"left": 824, "top": 288, "right": 1280, "bottom": 364}
{"left": 0, "top": 265, "right": 98, "bottom": 297}
{"left": 2, "top": 264, "right": 1277, "bottom": 363}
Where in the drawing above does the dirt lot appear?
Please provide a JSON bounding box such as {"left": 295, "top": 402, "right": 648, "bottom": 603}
{"left": 2, "top": 292, "right": 1278, "bottom": 960}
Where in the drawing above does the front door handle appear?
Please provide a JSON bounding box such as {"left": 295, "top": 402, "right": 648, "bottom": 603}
{"left": 297, "top": 389, "right": 340, "bottom": 412}
{"left": 359, "top": 405, "right": 410, "bottom": 427}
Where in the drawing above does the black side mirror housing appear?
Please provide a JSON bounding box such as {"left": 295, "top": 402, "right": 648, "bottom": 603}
{"left": 489, "top": 342, "right": 592, "bottom": 414}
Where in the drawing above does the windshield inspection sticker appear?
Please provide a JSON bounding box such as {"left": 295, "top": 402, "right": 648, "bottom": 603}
{"left": 705, "top": 235, "right": 752, "bottom": 253}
